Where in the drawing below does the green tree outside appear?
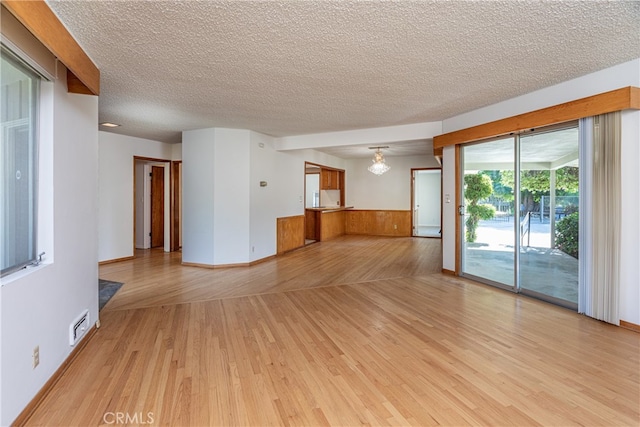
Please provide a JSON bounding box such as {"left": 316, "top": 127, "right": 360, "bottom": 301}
{"left": 464, "top": 173, "right": 496, "bottom": 243}
{"left": 500, "top": 167, "right": 579, "bottom": 211}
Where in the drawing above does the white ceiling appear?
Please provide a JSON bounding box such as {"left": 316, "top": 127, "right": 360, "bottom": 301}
{"left": 47, "top": 0, "right": 639, "bottom": 159}
{"left": 464, "top": 127, "right": 579, "bottom": 170}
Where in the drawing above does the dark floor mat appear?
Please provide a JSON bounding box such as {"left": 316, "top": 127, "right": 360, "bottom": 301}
{"left": 99, "top": 279, "right": 123, "bottom": 311}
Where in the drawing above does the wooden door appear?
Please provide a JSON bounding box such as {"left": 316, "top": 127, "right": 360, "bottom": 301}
{"left": 151, "top": 166, "right": 164, "bottom": 248}
{"left": 170, "top": 161, "right": 181, "bottom": 251}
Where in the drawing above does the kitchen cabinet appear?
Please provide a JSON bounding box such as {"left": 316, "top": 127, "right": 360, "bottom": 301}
{"left": 320, "top": 168, "right": 340, "bottom": 190}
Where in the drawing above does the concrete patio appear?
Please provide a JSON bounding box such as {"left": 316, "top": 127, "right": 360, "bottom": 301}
{"left": 463, "top": 216, "right": 578, "bottom": 304}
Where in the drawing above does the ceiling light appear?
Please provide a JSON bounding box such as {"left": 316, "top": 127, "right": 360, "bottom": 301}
{"left": 368, "top": 146, "right": 390, "bottom": 176}
{"left": 99, "top": 122, "right": 120, "bottom": 127}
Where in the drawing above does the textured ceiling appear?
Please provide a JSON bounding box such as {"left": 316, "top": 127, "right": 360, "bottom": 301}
{"left": 47, "top": 0, "right": 639, "bottom": 156}
{"left": 317, "top": 139, "right": 433, "bottom": 159}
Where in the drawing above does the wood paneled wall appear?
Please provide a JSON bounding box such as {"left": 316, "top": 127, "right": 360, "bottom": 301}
{"left": 276, "top": 215, "right": 305, "bottom": 255}
{"left": 345, "top": 210, "right": 412, "bottom": 237}
{"left": 281, "top": 210, "right": 412, "bottom": 254}
{"left": 305, "top": 210, "right": 317, "bottom": 240}
{"left": 319, "top": 211, "right": 346, "bottom": 241}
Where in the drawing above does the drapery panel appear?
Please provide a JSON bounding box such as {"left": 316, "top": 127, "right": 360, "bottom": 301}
{"left": 589, "top": 111, "right": 621, "bottom": 325}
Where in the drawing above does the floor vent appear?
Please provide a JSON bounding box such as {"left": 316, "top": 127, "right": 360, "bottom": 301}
{"left": 69, "top": 309, "right": 89, "bottom": 346}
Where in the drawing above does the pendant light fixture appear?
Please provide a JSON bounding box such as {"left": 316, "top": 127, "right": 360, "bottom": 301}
{"left": 368, "top": 146, "right": 390, "bottom": 175}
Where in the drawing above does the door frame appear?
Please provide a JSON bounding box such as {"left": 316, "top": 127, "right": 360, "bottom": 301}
{"left": 133, "top": 156, "right": 181, "bottom": 253}
{"left": 458, "top": 136, "right": 518, "bottom": 292}
{"left": 410, "top": 167, "right": 442, "bottom": 238}
{"left": 150, "top": 165, "right": 165, "bottom": 248}
{"left": 170, "top": 161, "right": 182, "bottom": 251}
{"left": 455, "top": 123, "right": 580, "bottom": 309}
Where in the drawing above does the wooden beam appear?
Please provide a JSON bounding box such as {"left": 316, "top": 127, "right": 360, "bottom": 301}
{"left": 66, "top": 71, "right": 95, "bottom": 95}
{"left": 434, "top": 86, "right": 640, "bottom": 149}
{"left": 2, "top": 0, "right": 99, "bottom": 96}
{"left": 631, "top": 86, "right": 640, "bottom": 109}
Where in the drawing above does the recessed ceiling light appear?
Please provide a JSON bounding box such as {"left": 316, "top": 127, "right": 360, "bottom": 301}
{"left": 100, "top": 122, "right": 121, "bottom": 127}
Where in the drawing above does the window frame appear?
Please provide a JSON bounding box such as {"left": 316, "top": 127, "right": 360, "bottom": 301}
{"left": 1, "top": 43, "right": 41, "bottom": 277}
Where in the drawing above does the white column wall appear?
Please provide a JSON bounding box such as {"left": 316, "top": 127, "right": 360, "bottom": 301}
{"left": 212, "top": 129, "right": 251, "bottom": 265}
{"left": 1, "top": 68, "right": 99, "bottom": 425}
{"left": 182, "top": 128, "right": 217, "bottom": 265}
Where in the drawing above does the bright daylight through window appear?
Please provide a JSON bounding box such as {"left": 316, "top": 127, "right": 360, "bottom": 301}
{"left": 1, "top": 45, "right": 40, "bottom": 277}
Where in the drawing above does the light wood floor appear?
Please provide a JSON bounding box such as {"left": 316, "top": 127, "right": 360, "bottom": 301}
{"left": 25, "top": 236, "right": 639, "bottom": 426}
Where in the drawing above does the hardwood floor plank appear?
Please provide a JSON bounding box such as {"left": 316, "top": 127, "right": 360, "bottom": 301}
{"left": 22, "top": 236, "right": 639, "bottom": 426}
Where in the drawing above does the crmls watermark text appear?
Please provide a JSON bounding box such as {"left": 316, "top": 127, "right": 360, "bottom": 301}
{"left": 103, "top": 412, "right": 155, "bottom": 425}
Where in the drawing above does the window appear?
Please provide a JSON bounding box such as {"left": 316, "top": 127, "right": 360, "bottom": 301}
{"left": 1, "top": 45, "right": 40, "bottom": 276}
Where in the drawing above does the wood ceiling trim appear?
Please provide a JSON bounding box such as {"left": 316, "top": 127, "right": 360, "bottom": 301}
{"left": 434, "top": 86, "right": 640, "bottom": 149}
{"left": 2, "top": 0, "right": 100, "bottom": 96}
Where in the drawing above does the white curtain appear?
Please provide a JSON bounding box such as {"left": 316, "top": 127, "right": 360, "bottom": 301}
{"left": 582, "top": 112, "right": 621, "bottom": 325}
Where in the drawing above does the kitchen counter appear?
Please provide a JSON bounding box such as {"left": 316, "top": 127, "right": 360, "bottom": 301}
{"left": 305, "top": 207, "right": 353, "bottom": 241}
{"left": 306, "top": 206, "right": 353, "bottom": 213}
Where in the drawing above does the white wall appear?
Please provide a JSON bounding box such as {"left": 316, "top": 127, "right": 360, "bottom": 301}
{"left": 183, "top": 128, "right": 348, "bottom": 265}
{"left": 213, "top": 129, "right": 251, "bottom": 265}
{"left": 252, "top": 144, "right": 347, "bottom": 259}
{"left": 182, "top": 128, "right": 253, "bottom": 265}
{"left": 442, "top": 146, "right": 457, "bottom": 271}
{"left": 250, "top": 132, "right": 281, "bottom": 261}
{"left": 0, "top": 66, "right": 99, "bottom": 425}
{"left": 346, "top": 155, "right": 440, "bottom": 210}
{"left": 620, "top": 110, "right": 640, "bottom": 325}
{"left": 182, "top": 129, "right": 216, "bottom": 265}
{"left": 440, "top": 58, "right": 640, "bottom": 323}
{"left": 321, "top": 190, "right": 341, "bottom": 207}
{"left": 98, "top": 132, "right": 176, "bottom": 262}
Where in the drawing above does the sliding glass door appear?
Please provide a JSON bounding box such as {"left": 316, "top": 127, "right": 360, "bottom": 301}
{"left": 460, "top": 124, "right": 579, "bottom": 309}
{"left": 519, "top": 128, "right": 579, "bottom": 307}
{"left": 461, "top": 137, "right": 515, "bottom": 289}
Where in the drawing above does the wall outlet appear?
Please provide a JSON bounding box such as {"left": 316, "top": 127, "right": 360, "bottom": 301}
{"left": 394, "top": 224, "right": 398, "bottom": 230}
{"left": 33, "top": 346, "right": 40, "bottom": 369}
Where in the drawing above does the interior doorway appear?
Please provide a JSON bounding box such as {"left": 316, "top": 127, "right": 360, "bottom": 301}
{"left": 134, "top": 157, "right": 173, "bottom": 252}
{"left": 304, "top": 163, "right": 321, "bottom": 245}
{"left": 412, "top": 168, "right": 442, "bottom": 238}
